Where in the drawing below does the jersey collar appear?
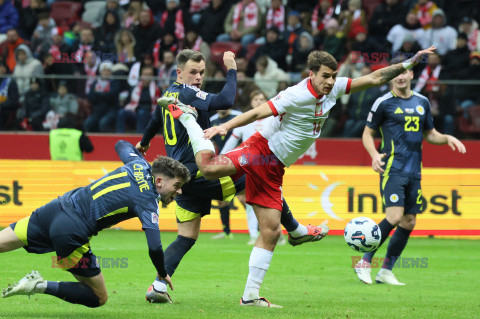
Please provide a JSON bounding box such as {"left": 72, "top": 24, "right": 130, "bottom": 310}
{"left": 307, "top": 78, "right": 324, "bottom": 100}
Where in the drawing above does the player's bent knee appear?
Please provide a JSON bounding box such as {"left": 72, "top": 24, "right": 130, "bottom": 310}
{"left": 98, "top": 292, "right": 108, "bottom": 307}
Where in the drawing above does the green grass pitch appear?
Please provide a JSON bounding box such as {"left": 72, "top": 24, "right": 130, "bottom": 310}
{"left": 1, "top": 230, "right": 479, "bottom": 318}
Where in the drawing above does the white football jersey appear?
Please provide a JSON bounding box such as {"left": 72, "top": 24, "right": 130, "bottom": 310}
{"left": 221, "top": 118, "right": 269, "bottom": 154}
{"left": 260, "top": 77, "right": 352, "bottom": 167}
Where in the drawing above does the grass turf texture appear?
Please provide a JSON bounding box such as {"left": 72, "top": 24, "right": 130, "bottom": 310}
{"left": 0, "top": 230, "right": 478, "bottom": 318}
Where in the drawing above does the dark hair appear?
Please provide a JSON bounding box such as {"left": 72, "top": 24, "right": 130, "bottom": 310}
{"left": 307, "top": 51, "right": 338, "bottom": 73}
{"left": 250, "top": 89, "right": 268, "bottom": 101}
{"left": 152, "top": 156, "right": 190, "bottom": 184}
{"left": 176, "top": 49, "right": 205, "bottom": 68}
{"left": 37, "top": 11, "right": 50, "bottom": 21}
{"left": 256, "top": 55, "right": 269, "bottom": 68}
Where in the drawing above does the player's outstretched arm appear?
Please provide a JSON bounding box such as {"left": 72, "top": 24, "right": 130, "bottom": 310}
{"left": 423, "top": 129, "right": 467, "bottom": 153}
{"left": 349, "top": 46, "right": 436, "bottom": 94}
{"left": 362, "top": 126, "right": 386, "bottom": 173}
{"left": 204, "top": 102, "right": 273, "bottom": 139}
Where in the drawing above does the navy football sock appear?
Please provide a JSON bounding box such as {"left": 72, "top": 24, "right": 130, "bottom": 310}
{"left": 162, "top": 235, "right": 196, "bottom": 277}
{"left": 220, "top": 206, "right": 231, "bottom": 235}
{"left": 383, "top": 226, "right": 412, "bottom": 270}
{"left": 280, "top": 199, "right": 300, "bottom": 232}
{"left": 362, "top": 218, "right": 395, "bottom": 263}
{"left": 44, "top": 281, "right": 100, "bottom": 308}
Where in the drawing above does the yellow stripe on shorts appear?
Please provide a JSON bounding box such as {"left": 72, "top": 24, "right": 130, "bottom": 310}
{"left": 56, "top": 242, "right": 91, "bottom": 270}
{"left": 176, "top": 204, "right": 200, "bottom": 223}
{"left": 13, "top": 216, "right": 30, "bottom": 245}
{"left": 219, "top": 176, "right": 236, "bottom": 202}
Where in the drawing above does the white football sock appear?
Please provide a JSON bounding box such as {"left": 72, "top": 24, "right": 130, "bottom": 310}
{"left": 178, "top": 114, "right": 215, "bottom": 155}
{"left": 288, "top": 224, "right": 308, "bottom": 237}
{"left": 245, "top": 204, "right": 258, "bottom": 239}
{"left": 242, "top": 247, "right": 273, "bottom": 301}
{"left": 34, "top": 281, "right": 47, "bottom": 293}
{"left": 152, "top": 279, "right": 167, "bottom": 293}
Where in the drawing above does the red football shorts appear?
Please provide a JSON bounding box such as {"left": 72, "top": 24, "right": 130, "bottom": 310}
{"left": 224, "top": 132, "right": 285, "bottom": 211}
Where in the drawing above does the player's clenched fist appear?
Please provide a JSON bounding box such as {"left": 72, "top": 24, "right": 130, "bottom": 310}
{"left": 223, "top": 51, "right": 237, "bottom": 70}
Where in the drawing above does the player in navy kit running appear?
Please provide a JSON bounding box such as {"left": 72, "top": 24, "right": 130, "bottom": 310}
{"left": 354, "top": 58, "right": 466, "bottom": 285}
{"left": 0, "top": 141, "right": 190, "bottom": 307}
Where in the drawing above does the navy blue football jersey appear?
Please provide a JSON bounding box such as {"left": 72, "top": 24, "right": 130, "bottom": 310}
{"left": 366, "top": 91, "right": 434, "bottom": 179}
{"left": 150, "top": 82, "right": 215, "bottom": 173}
{"left": 59, "top": 141, "right": 161, "bottom": 235}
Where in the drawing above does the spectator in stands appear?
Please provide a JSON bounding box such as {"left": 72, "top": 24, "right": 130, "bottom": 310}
{"left": 369, "top": 0, "right": 406, "bottom": 47}
{"left": 183, "top": 29, "right": 210, "bottom": 60}
{"left": 72, "top": 28, "right": 98, "bottom": 63}
{"left": 311, "top": 0, "right": 335, "bottom": 47}
{"left": 253, "top": 55, "right": 289, "bottom": 98}
{"left": 338, "top": 0, "right": 367, "bottom": 41}
{"left": 442, "top": 33, "right": 471, "bottom": 79}
{"left": 253, "top": 26, "right": 288, "bottom": 70}
{"left": 266, "top": 0, "right": 285, "bottom": 33}
{"left": 393, "top": 34, "right": 423, "bottom": 76}
{"left": 81, "top": 51, "right": 100, "bottom": 95}
{"left": 16, "top": 0, "right": 47, "bottom": 40}
{"left": 152, "top": 33, "right": 178, "bottom": 69}
{"left": 455, "top": 51, "right": 480, "bottom": 118}
{"left": 123, "top": 0, "right": 143, "bottom": 28}
{"left": 0, "top": 60, "right": 19, "bottom": 130}
{"left": 13, "top": 44, "right": 43, "bottom": 101}
{"left": 235, "top": 53, "right": 255, "bottom": 77}
{"left": 116, "top": 65, "right": 159, "bottom": 133}
{"left": 235, "top": 70, "right": 259, "bottom": 112}
{"left": 387, "top": 12, "right": 425, "bottom": 54}
{"left": 0, "top": 0, "right": 19, "bottom": 43}
{"left": 351, "top": 27, "right": 384, "bottom": 63}
{"left": 115, "top": 29, "right": 137, "bottom": 64}
{"left": 413, "top": 52, "right": 454, "bottom": 133}
{"left": 290, "top": 32, "right": 314, "bottom": 81}
{"left": 31, "top": 11, "right": 55, "bottom": 56}
{"left": 421, "top": 9, "right": 457, "bottom": 56}
{"left": 49, "top": 112, "right": 94, "bottom": 161}
{"left": 95, "top": 10, "right": 121, "bottom": 56}
{"left": 198, "top": 0, "right": 231, "bottom": 45}
{"left": 84, "top": 61, "right": 119, "bottom": 132}
{"left": 342, "top": 66, "right": 384, "bottom": 138}
{"left": 131, "top": 9, "right": 162, "bottom": 61}
{"left": 337, "top": 51, "right": 365, "bottom": 105}
{"left": 160, "top": 0, "right": 188, "bottom": 40}
{"left": 322, "top": 18, "right": 345, "bottom": 62}
{"left": 218, "top": 0, "right": 263, "bottom": 48}
{"left": 190, "top": 0, "right": 210, "bottom": 25}
{"left": 0, "top": 28, "right": 24, "bottom": 72}
{"left": 458, "top": 17, "right": 480, "bottom": 53}
{"left": 42, "top": 81, "right": 79, "bottom": 130}
{"left": 157, "top": 50, "right": 177, "bottom": 91}
{"left": 22, "top": 77, "right": 46, "bottom": 131}
{"left": 410, "top": 0, "right": 438, "bottom": 29}
{"left": 286, "top": 0, "right": 317, "bottom": 16}
{"left": 443, "top": 0, "right": 480, "bottom": 32}
{"left": 282, "top": 11, "right": 305, "bottom": 58}
{"left": 37, "top": 27, "right": 70, "bottom": 63}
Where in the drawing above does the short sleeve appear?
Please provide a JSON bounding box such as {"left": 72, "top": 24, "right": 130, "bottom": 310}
{"left": 136, "top": 202, "right": 160, "bottom": 231}
{"left": 267, "top": 89, "right": 295, "bottom": 116}
{"left": 366, "top": 97, "right": 385, "bottom": 130}
{"left": 423, "top": 100, "right": 434, "bottom": 131}
{"left": 180, "top": 85, "right": 213, "bottom": 112}
{"left": 331, "top": 77, "right": 353, "bottom": 99}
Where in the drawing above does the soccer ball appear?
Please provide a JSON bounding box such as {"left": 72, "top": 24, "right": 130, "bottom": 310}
{"left": 344, "top": 217, "right": 381, "bottom": 252}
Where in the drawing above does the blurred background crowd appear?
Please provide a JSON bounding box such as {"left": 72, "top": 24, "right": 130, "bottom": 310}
{"left": 0, "top": 0, "right": 479, "bottom": 137}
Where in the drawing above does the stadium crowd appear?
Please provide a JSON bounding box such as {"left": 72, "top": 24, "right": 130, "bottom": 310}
{"left": 0, "top": 0, "right": 479, "bottom": 137}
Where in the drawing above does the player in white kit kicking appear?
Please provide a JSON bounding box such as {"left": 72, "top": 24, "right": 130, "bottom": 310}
{"left": 161, "top": 47, "right": 436, "bottom": 308}
{"left": 220, "top": 90, "right": 270, "bottom": 245}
